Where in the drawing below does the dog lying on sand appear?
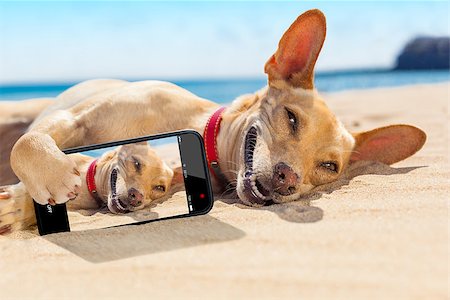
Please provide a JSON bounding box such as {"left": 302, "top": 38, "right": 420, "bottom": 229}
{"left": 0, "top": 143, "right": 174, "bottom": 233}
{"left": 0, "top": 9, "right": 426, "bottom": 234}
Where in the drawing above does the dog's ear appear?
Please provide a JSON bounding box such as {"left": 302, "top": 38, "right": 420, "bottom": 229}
{"left": 121, "top": 141, "right": 148, "bottom": 149}
{"left": 99, "top": 150, "right": 116, "bottom": 162}
{"left": 350, "top": 125, "right": 426, "bottom": 165}
{"left": 119, "top": 141, "right": 148, "bottom": 153}
{"left": 118, "top": 142, "right": 149, "bottom": 161}
{"left": 264, "top": 9, "right": 326, "bottom": 89}
{"left": 170, "top": 166, "right": 184, "bottom": 187}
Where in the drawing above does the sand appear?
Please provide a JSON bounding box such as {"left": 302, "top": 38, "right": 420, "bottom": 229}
{"left": 0, "top": 83, "right": 448, "bottom": 299}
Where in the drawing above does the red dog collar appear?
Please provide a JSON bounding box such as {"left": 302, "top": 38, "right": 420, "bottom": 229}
{"left": 203, "top": 106, "right": 228, "bottom": 185}
{"left": 86, "top": 159, "right": 103, "bottom": 206}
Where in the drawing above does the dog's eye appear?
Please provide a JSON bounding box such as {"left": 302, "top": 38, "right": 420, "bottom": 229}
{"left": 320, "top": 161, "right": 338, "bottom": 173}
{"left": 285, "top": 108, "right": 298, "bottom": 132}
{"left": 153, "top": 185, "right": 166, "bottom": 192}
{"left": 133, "top": 157, "right": 141, "bottom": 171}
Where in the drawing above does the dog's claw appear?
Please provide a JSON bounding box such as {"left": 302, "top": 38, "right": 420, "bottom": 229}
{"left": 67, "top": 192, "right": 77, "bottom": 200}
{"left": 48, "top": 198, "right": 56, "bottom": 206}
{"left": 73, "top": 168, "right": 81, "bottom": 176}
{"left": 0, "top": 192, "right": 11, "bottom": 200}
{"left": 0, "top": 224, "right": 12, "bottom": 235}
{"left": 0, "top": 192, "right": 11, "bottom": 199}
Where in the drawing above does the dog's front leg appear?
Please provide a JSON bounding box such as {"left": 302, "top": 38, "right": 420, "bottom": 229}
{"left": 0, "top": 183, "right": 36, "bottom": 234}
{"left": 10, "top": 111, "right": 83, "bottom": 205}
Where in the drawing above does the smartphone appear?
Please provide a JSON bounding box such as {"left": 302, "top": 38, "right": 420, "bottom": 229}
{"left": 34, "top": 130, "right": 214, "bottom": 235}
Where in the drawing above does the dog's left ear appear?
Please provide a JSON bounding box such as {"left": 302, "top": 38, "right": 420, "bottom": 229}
{"left": 264, "top": 9, "right": 326, "bottom": 89}
{"left": 119, "top": 141, "right": 148, "bottom": 153}
{"left": 170, "top": 166, "right": 184, "bottom": 187}
{"left": 350, "top": 125, "right": 426, "bottom": 165}
{"left": 121, "top": 141, "right": 148, "bottom": 149}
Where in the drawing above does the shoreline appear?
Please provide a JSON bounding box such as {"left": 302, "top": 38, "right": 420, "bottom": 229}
{"left": 0, "top": 73, "right": 449, "bottom": 101}
{"left": 0, "top": 68, "right": 449, "bottom": 86}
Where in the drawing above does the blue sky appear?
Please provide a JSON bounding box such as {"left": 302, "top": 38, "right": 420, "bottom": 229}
{"left": 0, "top": 1, "right": 448, "bottom": 84}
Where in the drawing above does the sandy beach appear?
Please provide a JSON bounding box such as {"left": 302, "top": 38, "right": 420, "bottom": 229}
{"left": 0, "top": 82, "right": 448, "bottom": 299}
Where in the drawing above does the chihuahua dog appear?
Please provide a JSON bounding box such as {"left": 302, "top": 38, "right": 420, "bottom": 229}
{"left": 0, "top": 9, "right": 426, "bottom": 233}
{"left": 0, "top": 143, "right": 174, "bottom": 233}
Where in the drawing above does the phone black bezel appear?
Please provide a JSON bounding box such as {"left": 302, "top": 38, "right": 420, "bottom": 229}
{"left": 34, "top": 129, "right": 214, "bottom": 234}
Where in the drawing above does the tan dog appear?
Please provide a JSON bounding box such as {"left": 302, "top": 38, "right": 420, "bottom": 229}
{"left": 0, "top": 143, "right": 174, "bottom": 233}
{"left": 1, "top": 10, "right": 425, "bottom": 230}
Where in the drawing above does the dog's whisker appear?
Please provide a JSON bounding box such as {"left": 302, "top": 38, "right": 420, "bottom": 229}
{"left": 223, "top": 178, "right": 237, "bottom": 186}
{"left": 222, "top": 186, "right": 237, "bottom": 195}
{"left": 222, "top": 170, "right": 239, "bottom": 176}
{"left": 220, "top": 183, "right": 238, "bottom": 198}
{"left": 224, "top": 180, "right": 237, "bottom": 189}
{"left": 223, "top": 160, "right": 239, "bottom": 167}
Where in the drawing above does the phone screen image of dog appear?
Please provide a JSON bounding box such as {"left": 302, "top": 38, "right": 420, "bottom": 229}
{"left": 66, "top": 136, "right": 188, "bottom": 231}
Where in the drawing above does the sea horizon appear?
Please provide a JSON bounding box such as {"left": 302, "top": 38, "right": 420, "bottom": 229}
{"left": 1, "top": 68, "right": 449, "bottom": 103}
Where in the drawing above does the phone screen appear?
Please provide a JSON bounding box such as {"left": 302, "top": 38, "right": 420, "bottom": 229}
{"left": 56, "top": 131, "right": 212, "bottom": 232}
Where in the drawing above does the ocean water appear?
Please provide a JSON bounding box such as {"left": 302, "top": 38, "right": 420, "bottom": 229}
{"left": 0, "top": 70, "right": 448, "bottom": 103}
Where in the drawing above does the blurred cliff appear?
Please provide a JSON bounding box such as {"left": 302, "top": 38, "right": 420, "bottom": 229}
{"left": 395, "top": 37, "right": 450, "bottom": 70}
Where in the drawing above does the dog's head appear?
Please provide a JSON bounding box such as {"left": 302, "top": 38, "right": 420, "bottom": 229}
{"left": 230, "top": 9, "right": 426, "bottom": 206}
{"left": 97, "top": 143, "right": 174, "bottom": 213}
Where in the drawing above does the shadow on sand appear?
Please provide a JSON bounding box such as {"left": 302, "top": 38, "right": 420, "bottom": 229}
{"left": 220, "top": 161, "right": 425, "bottom": 224}
{"left": 33, "top": 162, "right": 424, "bottom": 262}
{"left": 44, "top": 214, "right": 245, "bottom": 263}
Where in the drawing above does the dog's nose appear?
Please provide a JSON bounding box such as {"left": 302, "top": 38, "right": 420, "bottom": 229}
{"left": 272, "top": 162, "right": 299, "bottom": 195}
{"left": 127, "top": 188, "right": 143, "bottom": 207}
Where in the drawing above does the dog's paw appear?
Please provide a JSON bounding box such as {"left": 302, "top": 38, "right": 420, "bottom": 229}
{"left": 19, "top": 151, "right": 82, "bottom": 205}
{"left": 0, "top": 187, "right": 19, "bottom": 234}
{"left": 0, "top": 224, "right": 12, "bottom": 235}
{"left": 0, "top": 186, "right": 11, "bottom": 200}
{"left": 0, "top": 184, "right": 37, "bottom": 234}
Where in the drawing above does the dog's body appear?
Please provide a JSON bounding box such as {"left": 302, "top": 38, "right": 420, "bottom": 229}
{"left": 0, "top": 10, "right": 426, "bottom": 233}
{"left": 0, "top": 143, "right": 174, "bottom": 233}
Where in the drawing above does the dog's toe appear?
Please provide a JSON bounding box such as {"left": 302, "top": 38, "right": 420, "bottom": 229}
{"left": 0, "top": 224, "right": 12, "bottom": 235}
{"left": 0, "top": 191, "right": 11, "bottom": 200}
{"left": 74, "top": 184, "right": 81, "bottom": 194}
{"left": 46, "top": 171, "right": 82, "bottom": 205}
{"left": 0, "top": 205, "right": 15, "bottom": 234}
